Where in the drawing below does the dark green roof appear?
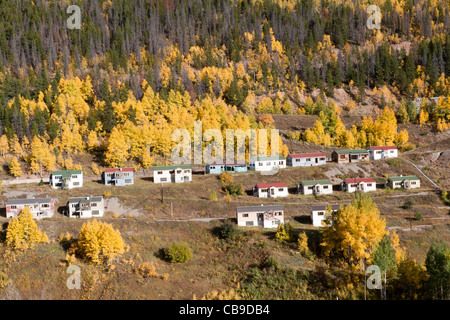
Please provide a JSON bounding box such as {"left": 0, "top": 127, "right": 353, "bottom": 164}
{"left": 153, "top": 165, "right": 192, "bottom": 171}
{"left": 253, "top": 155, "right": 285, "bottom": 161}
{"left": 388, "top": 176, "right": 419, "bottom": 182}
{"left": 52, "top": 170, "right": 82, "bottom": 178}
{"left": 333, "top": 149, "right": 368, "bottom": 154}
{"left": 300, "top": 179, "right": 332, "bottom": 186}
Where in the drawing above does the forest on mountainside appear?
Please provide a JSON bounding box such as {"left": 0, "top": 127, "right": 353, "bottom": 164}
{"left": 0, "top": 0, "right": 449, "bottom": 174}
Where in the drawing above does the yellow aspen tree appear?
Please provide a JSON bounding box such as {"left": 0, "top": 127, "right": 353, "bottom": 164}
{"left": 321, "top": 193, "right": 386, "bottom": 269}
{"left": 419, "top": 109, "right": 429, "bottom": 126}
{"left": 11, "top": 135, "right": 23, "bottom": 156}
{"left": 9, "top": 157, "right": 22, "bottom": 177}
{"left": 105, "top": 127, "right": 130, "bottom": 167}
{"left": 0, "top": 135, "right": 9, "bottom": 157}
{"left": 21, "top": 136, "right": 30, "bottom": 153}
{"left": 140, "top": 148, "right": 153, "bottom": 168}
{"left": 6, "top": 207, "right": 49, "bottom": 250}
{"left": 75, "top": 220, "right": 126, "bottom": 265}
{"left": 87, "top": 130, "right": 98, "bottom": 151}
{"left": 64, "top": 156, "right": 74, "bottom": 170}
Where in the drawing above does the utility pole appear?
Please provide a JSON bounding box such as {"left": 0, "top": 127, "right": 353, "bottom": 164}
{"left": 161, "top": 182, "right": 164, "bottom": 203}
{"left": 171, "top": 202, "right": 173, "bottom": 217}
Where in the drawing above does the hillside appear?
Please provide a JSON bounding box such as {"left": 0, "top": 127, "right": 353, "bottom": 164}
{"left": 0, "top": 0, "right": 449, "bottom": 302}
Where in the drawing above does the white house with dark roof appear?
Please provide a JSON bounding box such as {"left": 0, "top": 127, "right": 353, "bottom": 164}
{"left": 342, "top": 178, "right": 376, "bottom": 193}
{"left": 369, "top": 146, "right": 398, "bottom": 160}
{"left": 50, "top": 170, "right": 83, "bottom": 189}
{"left": 298, "top": 180, "right": 333, "bottom": 195}
{"left": 153, "top": 165, "right": 192, "bottom": 183}
{"left": 311, "top": 204, "right": 340, "bottom": 227}
{"left": 249, "top": 155, "right": 286, "bottom": 172}
{"left": 66, "top": 196, "right": 104, "bottom": 218}
{"left": 236, "top": 205, "right": 284, "bottom": 228}
{"left": 6, "top": 198, "right": 55, "bottom": 219}
{"left": 253, "top": 182, "right": 289, "bottom": 198}
{"left": 387, "top": 175, "right": 420, "bottom": 190}
{"left": 287, "top": 153, "right": 326, "bottom": 167}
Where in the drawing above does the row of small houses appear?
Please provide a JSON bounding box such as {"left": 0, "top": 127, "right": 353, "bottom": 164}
{"left": 235, "top": 204, "right": 340, "bottom": 229}
{"left": 253, "top": 175, "right": 420, "bottom": 198}
{"left": 45, "top": 146, "right": 399, "bottom": 190}
{"left": 6, "top": 174, "right": 420, "bottom": 221}
{"left": 4, "top": 145, "right": 402, "bottom": 221}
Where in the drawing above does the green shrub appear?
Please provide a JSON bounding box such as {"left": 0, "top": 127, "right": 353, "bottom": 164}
{"left": 164, "top": 242, "right": 192, "bottom": 263}
{"left": 414, "top": 212, "right": 423, "bottom": 221}
{"left": 402, "top": 200, "right": 413, "bottom": 210}
{"left": 209, "top": 191, "right": 217, "bottom": 200}
{"left": 387, "top": 159, "right": 400, "bottom": 167}
{"left": 223, "top": 182, "right": 244, "bottom": 196}
{"left": 442, "top": 191, "right": 450, "bottom": 205}
{"left": 217, "top": 220, "right": 238, "bottom": 239}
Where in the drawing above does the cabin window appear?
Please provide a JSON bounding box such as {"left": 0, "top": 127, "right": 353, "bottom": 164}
{"left": 339, "top": 155, "right": 345, "bottom": 159}
{"left": 10, "top": 206, "right": 16, "bottom": 210}
{"left": 42, "top": 204, "right": 49, "bottom": 208}
{"left": 184, "top": 170, "right": 190, "bottom": 173}
{"left": 279, "top": 161, "right": 283, "bottom": 165}
{"left": 323, "top": 186, "right": 329, "bottom": 189}
{"left": 92, "top": 210, "right": 100, "bottom": 215}
{"left": 320, "top": 157, "right": 325, "bottom": 161}
{"left": 160, "top": 178, "right": 167, "bottom": 182}
{"left": 411, "top": 181, "right": 416, "bottom": 185}
{"left": 351, "top": 184, "right": 357, "bottom": 188}
{"left": 72, "top": 175, "right": 77, "bottom": 179}
{"left": 242, "top": 213, "right": 249, "bottom": 218}
{"left": 295, "top": 159, "right": 300, "bottom": 162}
{"left": 308, "top": 186, "right": 313, "bottom": 190}
{"left": 266, "top": 162, "right": 270, "bottom": 166}
{"left": 272, "top": 221, "right": 279, "bottom": 225}
{"left": 125, "top": 179, "right": 132, "bottom": 183}
{"left": 246, "top": 221, "right": 253, "bottom": 226}
{"left": 318, "top": 211, "right": 324, "bottom": 216}
{"left": 306, "top": 158, "right": 311, "bottom": 162}
{"left": 91, "top": 203, "right": 97, "bottom": 207}
{"left": 73, "top": 182, "right": 80, "bottom": 186}
{"left": 176, "top": 170, "right": 181, "bottom": 174}
{"left": 210, "top": 166, "right": 215, "bottom": 169}
{"left": 260, "top": 189, "right": 267, "bottom": 193}
{"left": 258, "top": 162, "right": 263, "bottom": 166}
{"left": 367, "top": 184, "right": 372, "bottom": 187}
{"left": 278, "top": 188, "right": 284, "bottom": 192}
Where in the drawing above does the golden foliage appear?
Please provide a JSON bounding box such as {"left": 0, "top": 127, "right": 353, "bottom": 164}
{"left": 6, "top": 207, "right": 49, "bottom": 251}
{"left": 321, "top": 194, "right": 386, "bottom": 269}
{"left": 74, "top": 220, "right": 126, "bottom": 265}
